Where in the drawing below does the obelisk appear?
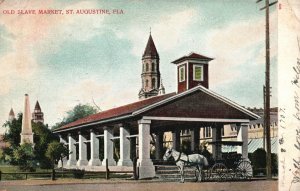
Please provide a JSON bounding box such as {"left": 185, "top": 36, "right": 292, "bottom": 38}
{"left": 20, "top": 94, "right": 34, "bottom": 145}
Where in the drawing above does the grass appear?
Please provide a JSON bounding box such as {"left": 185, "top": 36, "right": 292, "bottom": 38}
{"left": 0, "top": 165, "right": 51, "bottom": 173}
{"left": 0, "top": 165, "right": 53, "bottom": 180}
{"left": 0, "top": 165, "right": 132, "bottom": 181}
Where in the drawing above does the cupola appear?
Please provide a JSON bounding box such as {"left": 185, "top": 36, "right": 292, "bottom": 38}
{"left": 171, "top": 52, "right": 213, "bottom": 93}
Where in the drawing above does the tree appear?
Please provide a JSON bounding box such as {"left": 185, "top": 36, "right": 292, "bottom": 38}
{"left": 13, "top": 143, "right": 36, "bottom": 172}
{"left": 3, "top": 113, "right": 22, "bottom": 147}
{"left": 252, "top": 148, "right": 266, "bottom": 170}
{"left": 32, "top": 122, "right": 58, "bottom": 168}
{"left": 2, "top": 113, "right": 22, "bottom": 165}
{"left": 2, "top": 113, "right": 58, "bottom": 169}
{"left": 46, "top": 141, "right": 69, "bottom": 169}
{"left": 52, "top": 104, "right": 98, "bottom": 130}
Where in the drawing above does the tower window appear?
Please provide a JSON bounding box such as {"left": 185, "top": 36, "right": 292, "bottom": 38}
{"left": 146, "top": 63, "right": 149, "bottom": 71}
{"left": 179, "top": 66, "right": 185, "bottom": 82}
{"left": 152, "top": 62, "right": 155, "bottom": 71}
{"left": 145, "top": 79, "right": 149, "bottom": 87}
{"left": 152, "top": 78, "right": 156, "bottom": 89}
{"left": 193, "top": 65, "right": 203, "bottom": 81}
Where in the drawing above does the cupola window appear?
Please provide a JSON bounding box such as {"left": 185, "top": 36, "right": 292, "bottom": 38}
{"left": 179, "top": 66, "right": 185, "bottom": 82}
{"left": 193, "top": 65, "right": 203, "bottom": 81}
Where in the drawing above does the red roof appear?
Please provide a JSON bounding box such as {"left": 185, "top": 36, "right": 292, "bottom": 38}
{"left": 56, "top": 93, "right": 176, "bottom": 131}
{"left": 172, "top": 52, "right": 213, "bottom": 64}
{"left": 143, "top": 34, "right": 159, "bottom": 58}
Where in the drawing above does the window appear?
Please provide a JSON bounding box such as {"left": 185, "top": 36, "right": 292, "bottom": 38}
{"left": 145, "top": 79, "right": 149, "bottom": 87}
{"left": 221, "top": 127, "right": 225, "bottom": 136}
{"left": 193, "top": 65, "right": 203, "bottom": 81}
{"left": 152, "top": 62, "right": 155, "bottom": 71}
{"left": 146, "top": 63, "right": 149, "bottom": 71}
{"left": 179, "top": 66, "right": 185, "bottom": 82}
{"left": 152, "top": 78, "right": 156, "bottom": 89}
{"left": 204, "top": 127, "right": 211, "bottom": 138}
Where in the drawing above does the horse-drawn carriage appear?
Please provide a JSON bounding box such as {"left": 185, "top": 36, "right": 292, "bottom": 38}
{"left": 163, "top": 141, "right": 253, "bottom": 183}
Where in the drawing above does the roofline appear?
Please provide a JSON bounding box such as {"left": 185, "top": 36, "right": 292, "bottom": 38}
{"left": 171, "top": 55, "right": 214, "bottom": 64}
{"left": 143, "top": 116, "right": 250, "bottom": 123}
{"left": 53, "top": 114, "right": 133, "bottom": 134}
{"left": 133, "top": 85, "right": 260, "bottom": 120}
{"left": 54, "top": 86, "right": 260, "bottom": 133}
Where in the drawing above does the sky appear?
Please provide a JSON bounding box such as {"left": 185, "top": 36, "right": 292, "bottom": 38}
{"left": 0, "top": 0, "right": 278, "bottom": 128}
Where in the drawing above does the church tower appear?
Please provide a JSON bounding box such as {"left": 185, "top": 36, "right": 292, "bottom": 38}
{"left": 138, "top": 33, "right": 162, "bottom": 99}
{"left": 8, "top": 108, "right": 15, "bottom": 122}
{"left": 32, "top": 101, "right": 44, "bottom": 124}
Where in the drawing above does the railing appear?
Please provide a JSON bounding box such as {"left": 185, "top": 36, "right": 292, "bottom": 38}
{"left": 0, "top": 158, "right": 138, "bottom": 181}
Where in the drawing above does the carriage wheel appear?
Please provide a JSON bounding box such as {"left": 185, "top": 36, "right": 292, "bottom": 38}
{"left": 237, "top": 161, "right": 253, "bottom": 180}
{"left": 210, "top": 163, "right": 228, "bottom": 181}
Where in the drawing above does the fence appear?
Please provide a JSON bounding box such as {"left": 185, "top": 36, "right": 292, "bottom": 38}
{"left": 0, "top": 158, "right": 138, "bottom": 181}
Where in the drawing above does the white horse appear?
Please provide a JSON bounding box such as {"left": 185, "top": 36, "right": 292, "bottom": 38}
{"left": 163, "top": 148, "right": 209, "bottom": 183}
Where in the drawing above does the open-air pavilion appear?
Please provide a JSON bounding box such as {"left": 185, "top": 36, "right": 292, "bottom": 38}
{"left": 53, "top": 85, "right": 259, "bottom": 179}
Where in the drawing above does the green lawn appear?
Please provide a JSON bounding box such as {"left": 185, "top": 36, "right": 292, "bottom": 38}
{"left": 0, "top": 165, "right": 131, "bottom": 180}
{"left": 0, "top": 165, "right": 19, "bottom": 173}
{"left": 0, "top": 165, "right": 51, "bottom": 173}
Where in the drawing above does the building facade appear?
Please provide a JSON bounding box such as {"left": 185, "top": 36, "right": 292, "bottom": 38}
{"left": 54, "top": 38, "right": 259, "bottom": 179}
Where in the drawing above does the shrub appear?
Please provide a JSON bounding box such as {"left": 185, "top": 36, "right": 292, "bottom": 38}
{"left": 72, "top": 169, "right": 85, "bottom": 179}
{"left": 13, "top": 143, "right": 36, "bottom": 172}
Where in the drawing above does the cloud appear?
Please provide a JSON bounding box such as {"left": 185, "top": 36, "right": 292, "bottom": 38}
{"left": 0, "top": 0, "right": 106, "bottom": 95}
{"left": 0, "top": 51, "right": 38, "bottom": 95}
{"left": 205, "top": 11, "right": 277, "bottom": 86}
{"left": 126, "top": 8, "right": 198, "bottom": 56}
{"left": 49, "top": 77, "right": 137, "bottom": 126}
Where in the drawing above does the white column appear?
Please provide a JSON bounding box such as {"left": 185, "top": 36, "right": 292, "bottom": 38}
{"left": 118, "top": 125, "right": 133, "bottom": 166}
{"left": 58, "top": 135, "right": 68, "bottom": 168}
{"left": 88, "top": 130, "right": 101, "bottom": 166}
{"left": 137, "top": 119, "right": 155, "bottom": 179}
{"left": 237, "top": 123, "right": 249, "bottom": 159}
{"left": 102, "top": 127, "right": 116, "bottom": 166}
{"left": 67, "top": 134, "right": 77, "bottom": 167}
{"left": 77, "top": 132, "right": 88, "bottom": 166}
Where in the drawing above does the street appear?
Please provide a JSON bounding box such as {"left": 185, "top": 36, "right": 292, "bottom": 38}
{"left": 0, "top": 179, "right": 278, "bottom": 191}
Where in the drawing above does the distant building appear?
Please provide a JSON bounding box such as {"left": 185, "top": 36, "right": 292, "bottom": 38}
{"left": 8, "top": 108, "right": 15, "bottom": 123}
{"left": 197, "top": 107, "right": 278, "bottom": 154}
{"left": 32, "top": 101, "right": 44, "bottom": 124}
{"left": 0, "top": 108, "right": 16, "bottom": 148}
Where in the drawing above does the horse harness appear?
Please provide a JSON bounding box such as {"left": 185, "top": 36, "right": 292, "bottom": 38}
{"left": 174, "top": 151, "right": 190, "bottom": 164}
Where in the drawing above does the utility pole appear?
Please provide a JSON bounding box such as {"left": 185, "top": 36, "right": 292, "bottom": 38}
{"left": 256, "top": 0, "right": 277, "bottom": 179}
{"left": 263, "top": 86, "right": 266, "bottom": 150}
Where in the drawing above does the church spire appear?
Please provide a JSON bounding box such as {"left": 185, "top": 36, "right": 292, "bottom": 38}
{"left": 158, "top": 78, "right": 165, "bottom": 95}
{"left": 143, "top": 33, "right": 159, "bottom": 59}
{"left": 8, "top": 108, "right": 15, "bottom": 122}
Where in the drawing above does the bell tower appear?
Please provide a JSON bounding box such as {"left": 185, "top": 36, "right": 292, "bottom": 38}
{"left": 32, "top": 101, "right": 44, "bottom": 124}
{"left": 138, "top": 33, "right": 161, "bottom": 99}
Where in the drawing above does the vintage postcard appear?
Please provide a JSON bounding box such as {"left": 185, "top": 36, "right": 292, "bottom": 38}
{"left": 0, "top": 0, "right": 298, "bottom": 191}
